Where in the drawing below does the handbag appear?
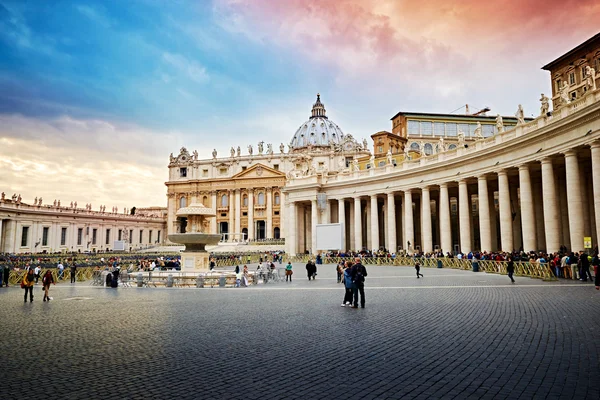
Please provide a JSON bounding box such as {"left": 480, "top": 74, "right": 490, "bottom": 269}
{"left": 20, "top": 281, "right": 25, "bottom": 289}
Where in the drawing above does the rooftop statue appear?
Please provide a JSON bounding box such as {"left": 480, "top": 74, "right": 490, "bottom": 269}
{"left": 438, "top": 136, "right": 445, "bottom": 152}
{"left": 230, "top": 147, "right": 235, "bottom": 157}
{"left": 540, "top": 93, "right": 550, "bottom": 116}
{"left": 496, "top": 114, "right": 504, "bottom": 133}
{"left": 237, "top": 146, "right": 241, "bottom": 157}
{"left": 457, "top": 131, "right": 465, "bottom": 145}
{"left": 473, "top": 122, "right": 483, "bottom": 139}
{"left": 515, "top": 104, "right": 525, "bottom": 125}
{"left": 559, "top": 81, "right": 570, "bottom": 107}
{"left": 193, "top": 150, "right": 198, "bottom": 160}
{"left": 211, "top": 149, "right": 216, "bottom": 159}
{"left": 279, "top": 143, "right": 285, "bottom": 153}
{"left": 248, "top": 144, "right": 253, "bottom": 156}
{"left": 387, "top": 148, "right": 393, "bottom": 165}
{"left": 266, "top": 143, "right": 273, "bottom": 155}
{"left": 362, "top": 138, "right": 368, "bottom": 150}
{"left": 586, "top": 66, "right": 597, "bottom": 91}
{"left": 258, "top": 141, "right": 264, "bottom": 154}
{"left": 353, "top": 158, "right": 359, "bottom": 171}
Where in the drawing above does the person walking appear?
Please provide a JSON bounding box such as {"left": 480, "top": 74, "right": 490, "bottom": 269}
{"left": 341, "top": 263, "right": 354, "bottom": 307}
{"left": 351, "top": 257, "right": 368, "bottom": 308}
{"left": 57, "top": 261, "right": 64, "bottom": 280}
{"left": 3, "top": 265, "right": 9, "bottom": 287}
{"left": 579, "top": 251, "right": 593, "bottom": 282}
{"left": 506, "top": 256, "right": 515, "bottom": 283}
{"left": 70, "top": 262, "right": 77, "bottom": 284}
{"left": 42, "top": 270, "right": 55, "bottom": 301}
{"left": 306, "top": 260, "right": 316, "bottom": 281}
{"left": 22, "top": 268, "right": 35, "bottom": 303}
{"left": 34, "top": 265, "right": 41, "bottom": 284}
{"left": 415, "top": 261, "right": 424, "bottom": 278}
{"left": 285, "top": 261, "right": 293, "bottom": 282}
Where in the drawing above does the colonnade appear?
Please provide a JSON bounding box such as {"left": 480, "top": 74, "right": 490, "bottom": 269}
{"left": 286, "top": 146, "right": 600, "bottom": 255}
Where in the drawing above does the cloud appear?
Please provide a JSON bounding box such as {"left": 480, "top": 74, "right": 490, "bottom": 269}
{"left": 75, "top": 4, "right": 113, "bottom": 28}
{"left": 163, "top": 52, "right": 210, "bottom": 84}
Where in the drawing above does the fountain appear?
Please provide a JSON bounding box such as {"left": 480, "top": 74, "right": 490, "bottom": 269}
{"left": 168, "top": 202, "right": 221, "bottom": 271}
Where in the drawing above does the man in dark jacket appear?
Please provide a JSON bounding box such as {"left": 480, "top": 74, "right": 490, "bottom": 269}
{"left": 350, "top": 257, "right": 368, "bottom": 308}
{"left": 306, "top": 260, "right": 316, "bottom": 280}
{"left": 579, "top": 251, "right": 592, "bottom": 282}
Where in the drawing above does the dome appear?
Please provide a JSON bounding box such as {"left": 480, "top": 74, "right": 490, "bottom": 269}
{"left": 290, "top": 94, "right": 345, "bottom": 150}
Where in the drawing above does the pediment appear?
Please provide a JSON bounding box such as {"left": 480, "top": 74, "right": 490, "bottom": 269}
{"left": 232, "top": 163, "right": 286, "bottom": 179}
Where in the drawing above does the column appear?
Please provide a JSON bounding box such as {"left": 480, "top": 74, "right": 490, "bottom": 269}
{"left": 370, "top": 195, "right": 379, "bottom": 251}
{"left": 167, "top": 195, "right": 177, "bottom": 236}
{"left": 439, "top": 183, "right": 452, "bottom": 254}
{"left": 338, "top": 199, "right": 346, "bottom": 252}
{"left": 354, "top": 197, "right": 362, "bottom": 251}
{"left": 287, "top": 201, "right": 297, "bottom": 255}
{"left": 477, "top": 176, "right": 492, "bottom": 252}
{"left": 404, "top": 190, "right": 414, "bottom": 254}
{"left": 0, "top": 219, "right": 3, "bottom": 252}
{"left": 311, "top": 199, "right": 318, "bottom": 254}
{"left": 518, "top": 164, "right": 537, "bottom": 252}
{"left": 421, "top": 187, "right": 433, "bottom": 253}
{"left": 234, "top": 189, "right": 241, "bottom": 241}
{"left": 247, "top": 189, "right": 254, "bottom": 241}
{"left": 564, "top": 150, "right": 584, "bottom": 251}
{"left": 458, "top": 179, "right": 472, "bottom": 254}
{"left": 591, "top": 143, "right": 600, "bottom": 248}
{"left": 386, "top": 192, "right": 397, "bottom": 253}
{"left": 324, "top": 200, "right": 331, "bottom": 224}
{"left": 228, "top": 190, "right": 234, "bottom": 242}
{"left": 266, "top": 187, "right": 273, "bottom": 239}
{"left": 497, "top": 170, "right": 513, "bottom": 252}
{"left": 210, "top": 192, "right": 217, "bottom": 235}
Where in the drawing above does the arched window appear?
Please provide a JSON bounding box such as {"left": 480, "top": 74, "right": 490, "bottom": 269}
{"left": 243, "top": 195, "right": 248, "bottom": 207}
{"left": 274, "top": 227, "right": 280, "bottom": 239}
{"left": 202, "top": 196, "right": 208, "bottom": 206}
{"left": 221, "top": 194, "right": 228, "bottom": 207}
{"left": 274, "top": 193, "right": 280, "bottom": 205}
{"left": 257, "top": 192, "right": 265, "bottom": 205}
{"left": 424, "top": 143, "right": 433, "bottom": 155}
{"left": 410, "top": 142, "right": 420, "bottom": 151}
{"left": 448, "top": 144, "right": 457, "bottom": 150}
{"left": 179, "top": 197, "right": 186, "bottom": 209}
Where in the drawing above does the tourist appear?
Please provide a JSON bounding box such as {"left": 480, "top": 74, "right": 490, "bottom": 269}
{"left": 22, "top": 268, "right": 35, "bottom": 303}
{"left": 506, "top": 256, "right": 515, "bottom": 283}
{"left": 210, "top": 258, "right": 215, "bottom": 271}
{"left": 415, "top": 261, "right": 424, "bottom": 278}
{"left": 242, "top": 265, "right": 249, "bottom": 286}
{"left": 57, "top": 260, "right": 64, "bottom": 280}
{"left": 341, "top": 263, "right": 354, "bottom": 307}
{"left": 235, "top": 267, "right": 242, "bottom": 288}
{"left": 306, "top": 260, "right": 316, "bottom": 281}
{"left": 569, "top": 252, "right": 578, "bottom": 280}
{"left": 34, "top": 265, "right": 41, "bottom": 284}
{"left": 3, "top": 264, "right": 10, "bottom": 287}
{"left": 70, "top": 261, "right": 77, "bottom": 283}
{"left": 42, "top": 270, "right": 55, "bottom": 301}
{"left": 336, "top": 262, "right": 344, "bottom": 283}
{"left": 285, "top": 261, "right": 293, "bottom": 282}
{"left": 350, "top": 257, "right": 367, "bottom": 308}
{"left": 579, "top": 251, "right": 593, "bottom": 282}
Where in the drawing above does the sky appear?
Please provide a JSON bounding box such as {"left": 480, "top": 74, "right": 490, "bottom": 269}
{"left": 0, "top": 0, "right": 599, "bottom": 210}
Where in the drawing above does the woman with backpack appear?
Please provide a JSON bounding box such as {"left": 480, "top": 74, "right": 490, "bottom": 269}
{"left": 42, "top": 270, "right": 55, "bottom": 301}
{"left": 22, "top": 268, "right": 35, "bottom": 303}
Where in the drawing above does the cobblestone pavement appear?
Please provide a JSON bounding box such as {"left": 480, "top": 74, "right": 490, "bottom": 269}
{"left": 1, "top": 264, "right": 599, "bottom": 399}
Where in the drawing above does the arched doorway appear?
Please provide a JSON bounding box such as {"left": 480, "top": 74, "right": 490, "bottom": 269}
{"left": 274, "top": 227, "right": 280, "bottom": 239}
{"left": 256, "top": 221, "right": 266, "bottom": 240}
{"left": 242, "top": 228, "right": 248, "bottom": 241}
{"left": 219, "top": 222, "right": 228, "bottom": 241}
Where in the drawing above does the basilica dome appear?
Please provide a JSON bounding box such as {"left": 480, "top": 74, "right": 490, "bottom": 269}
{"left": 290, "top": 94, "right": 345, "bottom": 150}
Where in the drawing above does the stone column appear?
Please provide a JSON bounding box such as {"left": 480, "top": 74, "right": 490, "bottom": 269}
{"left": 338, "top": 198, "right": 346, "bottom": 252}
{"left": 518, "top": 164, "right": 537, "bottom": 252}
{"left": 0, "top": 219, "right": 3, "bottom": 252}
{"left": 591, "top": 142, "right": 600, "bottom": 248}
{"left": 477, "top": 176, "right": 492, "bottom": 252}
{"left": 386, "top": 192, "right": 397, "bottom": 253}
{"left": 421, "top": 187, "right": 433, "bottom": 253}
{"left": 439, "top": 183, "right": 452, "bottom": 254}
{"left": 354, "top": 197, "right": 362, "bottom": 251}
{"left": 210, "top": 192, "right": 217, "bottom": 235}
{"left": 167, "top": 195, "right": 177, "bottom": 237}
{"left": 497, "top": 170, "right": 513, "bottom": 252}
{"left": 266, "top": 187, "right": 273, "bottom": 239}
{"left": 324, "top": 200, "right": 331, "bottom": 224}
{"left": 311, "top": 199, "right": 318, "bottom": 255}
{"left": 247, "top": 189, "right": 254, "bottom": 241}
{"left": 404, "top": 190, "right": 414, "bottom": 254}
{"left": 458, "top": 179, "right": 472, "bottom": 254}
{"left": 287, "top": 201, "right": 297, "bottom": 255}
{"left": 228, "top": 190, "right": 235, "bottom": 242}
{"left": 370, "top": 194, "right": 379, "bottom": 251}
{"left": 234, "top": 189, "right": 241, "bottom": 241}
{"left": 564, "top": 150, "right": 585, "bottom": 251}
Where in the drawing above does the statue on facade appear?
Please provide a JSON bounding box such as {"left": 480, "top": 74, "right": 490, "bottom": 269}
{"left": 57, "top": 199, "right": 60, "bottom": 207}
{"left": 321, "top": 162, "right": 329, "bottom": 176}
{"left": 248, "top": 144, "right": 253, "bottom": 155}
{"left": 353, "top": 158, "right": 359, "bottom": 171}
{"left": 266, "top": 143, "right": 273, "bottom": 155}
{"left": 12, "top": 193, "right": 17, "bottom": 201}
{"left": 16, "top": 195, "right": 21, "bottom": 204}
{"left": 38, "top": 197, "right": 42, "bottom": 206}
{"left": 279, "top": 143, "right": 285, "bottom": 153}
{"left": 258, "top": 141, "right": 264, "bottom": 154}
{"left": 34, "top": 197, "right": 38, "bottom": 205}
{"left": 1, "top": 192, "right": 4, "bottom": 201}
{"left": 338, "top": 157, "right": 346, "bottom": 170}
{"left": 586, "top": 66, "right": 597, "bottom": 91}
{"left": 473, "top": 122, "right": 483, "bottom": 139}
{"left": 70, "top": 201, "right": 74, "bottom": 208}
{"left": 53, "top": 199, "right": 57, "bottom": 206}
{"left": 369, "top": 154, "right": 375, "bottom": 167}
{"left": 540, "top": 93, "right": 550, "bottom": 116}
{"left": 404, "top": 146, "right": 411, "bottom": 160}
{"left": 230, "top": 147, "right": 235, "bottom": 157}
{"left": 515, "top": 104, "right": 525, "bottom": 125}
{"left": 169, "top": 153, "right": 175, "bottom": 163}
{"left": 386, "top": 148, "right": 393, "bottom": 165}
{"left": 192, "top": 150, "right": 198, "bottom": 160}
{"left": 495, "top": 114, "right": 504, "bottom": 133}
{"left": 419, "top": 141, "right": 427, "bottom": 156}
{"left": 559, "top": 81, "right": 570, "bottom": 106}
{"left": 457, "top": 131, "right": 465, "bottom": 146}
{"left": 438, "top": 136, "right": 445, "bottom": 152}
{"left": 307, "top": 163, "right": 316, "bottom": 176}
{"left": 236, "top": 146, "right": 241, "bottom": 157}
{"left": 362, "top": 138, "right": 368, "bottom": 151}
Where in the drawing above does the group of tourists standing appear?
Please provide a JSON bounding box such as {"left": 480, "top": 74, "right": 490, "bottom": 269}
{"left": 338, "top": 257, "right": 368, "bottom": 308}
{"left": 20, "top": 266, "right": 55, "bottom": 302}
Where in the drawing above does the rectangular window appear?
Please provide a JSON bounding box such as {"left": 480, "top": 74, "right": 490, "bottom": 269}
{"left": 149, "top": 230, "right": 153, "bottom": 244}
{"left": 569, "top": 72, "right": 575, "bottom": 85}
{"left": 77, "top": 228, "right": 83, "bottom": 246}
{"left": 571, "top": 91, "right": 577, "bottom": 100}
{"left": 139, "top": 230, "right": 143, "bottom": 244}
{"left": 433, "top": 122, "right": 445, "bottom": 136}
{"left": 202, "top": 169, "right": 208, "bottom": 177}
{"left": 582, "top": 67, "right": 587, "bottom": 79}
{"left": 129, "top": 229, "right": 133, "bottom": 242}
{"left": 273, "top": 164, "right": 279, "bottom": 170}
{"left": 92, "top": 229, "right": 97, "bottom": 245}
{"left": 118, "top": 229, "right": 122, "bottom": 241}
{"left": 180, "top": 167, "right": 187, "bottom": 177}
{"left": 219, "top": 167, "right": 227, "bottom": 175}
{"left": 555, "top": 79, "right": 561, "bottom": 92}
{"left": 241, "top": 166, "right": 247, "bottom": 171}
{"left": 458, "top": 123, "right": 470, "bottom": 137}
{"left": 105, "top": 229, "right": 110, "bottom": 245}
{"left": 157, "top": 231, "right": 161, "bottom": 243}
{"left": 420, "top": 121, "right": 433, "bottom": 136}
{"left": 445, "top": 123, "right": 457, "bottom": 137}
{"left": 61, "top": 227, "right": 67, "bottom": 246}
{"left": 42, "top": 227, "right": 49, "bottom": 246}
{"left": 21, "top": 226, "right": 29, "bottom": 247}
{"left": 407, "top": 120, "right": 420, "bottom": 135}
